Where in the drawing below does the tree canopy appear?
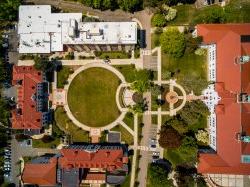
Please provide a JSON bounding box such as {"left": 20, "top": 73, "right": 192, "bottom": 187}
{"left": 179, "top": 100, "right": 209, "bottom": 125}
{"left": 0, "top": 0, "right": 21, "bottom": 22}
{"left": 130, "top": 69, "right": 152, "bottom": 93}
{"left": 148, "top": 164, "right": 174, "bottom": 187}
{"left": 34, "top": 56, "right": 53, "bottom": 72}
{"left": 160, "top": 28, "right": 186, "bottom": 58}
{"left": 159, "top": 125, "right": 182, "bottom": 149}
{"left": 152, "top": 14, "right": 167, "bottom": 27}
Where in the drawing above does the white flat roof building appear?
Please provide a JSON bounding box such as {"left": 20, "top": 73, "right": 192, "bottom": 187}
{"left": 18, "top": 5, "right": 137, "bottom": 53}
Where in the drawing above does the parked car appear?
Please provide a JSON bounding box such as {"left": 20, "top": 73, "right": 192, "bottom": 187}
{"left": 152, "top": 151, "right": 160, "bottom": 156}
{"left": 152, "top": 155, "right": 160, "bottom": 163}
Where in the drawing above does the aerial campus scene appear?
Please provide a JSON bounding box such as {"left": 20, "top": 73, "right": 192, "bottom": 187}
{"left": 0, "top": 0, "right": 250, "bottom": 187}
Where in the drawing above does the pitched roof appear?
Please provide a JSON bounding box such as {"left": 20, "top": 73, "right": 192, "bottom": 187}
{"left": 197, "top": 24, "right": 250, "bottom": 175}
{"left": 22, "top": 157, "right": 57, "bottom": 186}
{"left": 59, "top": 147, "right": 126, "bottom": 172}
{"left": 11, "top": 66, "right": 43, "bottom": 129}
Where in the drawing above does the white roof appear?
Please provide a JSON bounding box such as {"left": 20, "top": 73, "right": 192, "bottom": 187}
{"left": 18, "top": 5, "right": 137, "bottom": 53}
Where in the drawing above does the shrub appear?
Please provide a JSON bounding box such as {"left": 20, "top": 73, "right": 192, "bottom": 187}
{"left": 195, "top": 130, "right": 209, "bottom": 144}
{"left": 41, "top": 135, "right": 55, "bottom": 143}
{"left": 162, "top": 4, "right": 177, "bottom": 21}
{"left": 195, "top": 48, "right": 207, "bottom": 56}
{"left": 152, "top": 13, "right": 167, "bottom": 27}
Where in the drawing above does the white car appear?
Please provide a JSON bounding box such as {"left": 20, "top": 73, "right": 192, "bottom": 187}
{"left": 152, "top": 152, "right": 160, "bottom": 156}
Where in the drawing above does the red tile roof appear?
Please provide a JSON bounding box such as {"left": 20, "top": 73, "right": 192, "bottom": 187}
{"left": 11, "top": 66, "right": 43, "bottom": 129}
{"left": 197, "top": 24, "right": 250, "bottom": 175}
{"left": 22, "top": 158, "right": 57, "bottom": 186}
{"left": 59, "top": 148, "right": 126, "bottom": 172}
{"left": 85, "top": 173, "right": 106, "bottom": 181}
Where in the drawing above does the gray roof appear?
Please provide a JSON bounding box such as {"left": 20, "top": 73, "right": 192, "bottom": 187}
{"left": 62, "top": 168, "right": 79, "bottom": 187}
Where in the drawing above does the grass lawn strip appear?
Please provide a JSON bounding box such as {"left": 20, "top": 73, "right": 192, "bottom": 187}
{"left": 111, "top": 125, "right": 134, "bottom": 145}
{"left": 55, "top": 107, "right": 89, "bottom": 142}
{"left": 123, "top": 112, "right": 134, "bottom": 130}
{"left": 68, "top": 67, "right": 120, "bottom": 127}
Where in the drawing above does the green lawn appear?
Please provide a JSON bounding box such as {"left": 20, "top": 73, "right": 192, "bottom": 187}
{"left": 111, "top": 125, "right": 134, "bottom": 145}
{"left": 169, "top": 5, "right": 196, "bottom": 25}
{"left": 162, "top": 52, "right": 207, "bottom": 94}
{"left": 164, "top": 148, "right": 184, "bottom": 168}
{"left": 32, "top": 138, "right": 60, "bottom": 148}
{"left": 67, "top": 68, "right": 120, "bottom": 127}
{"left": 95, "top": 51, "right": 131, "bottom": 59}
{"left": 224, "top": 0, "right": 250, "bottom": 23}
{"left": 123, "top": 112, "right": 134, "bottom": 130}
{"left": 55, "top": 107, "right": 89, "bottom": 142}
{"left": 113, "top": 65, "right": 137, "bottom": 83}
{"left": 57, "top": 66, "right": 72, "bottom": 88}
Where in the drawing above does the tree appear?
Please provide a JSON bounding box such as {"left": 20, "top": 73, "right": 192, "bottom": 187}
{"left": 159, "top": 125, "right": 182, "bottom": 148}
{"left": 34, "top": 55, "right": 53, "bottom": 72}
{"left": 152, "top": 14, "right": 167, "bottom": 27}
{"left": 0, "top": 0, "right": 21, "bottom": 21}
{"left": 193, "top": 6, "right": 226, "bottom": 24}
{"left": 185, "top": 35, "right": 203, "bottom": 53}
{"left": 165, "top": 117, "right": 188, "bottom": 134}
{"left": 102, "top": 0, "right": 112, "bottom": 10}
{"left": 179, "top": 74, "right": 209, "bottom": 95}
{"left": 118, "top": 0, "right": 143, "bottom": 12}
{"left": 129, "top": 100, "right": 147, "bottom": 114}
{"left": 177, "top": 136, "right": 198, "bottom": 164}
{"left": 93, "top": 0, "right": 102, "bottom": 9}
{"left": 160, "top": 28, "right": 186, "bottom": 58}
{"left": 179, "top": 100, "right": 209, "bottom": 125}
{"left": 162, "top": 5, "right": 177, "bottom": 21}
{"left": 150, "top": 84, "right": 162, "bottom": 95}
{"left": 148, "top": 164, "right": 174, "bottom": 187}
{"left": 130, "top": 69, "right": 152, "bottom": 93}
{"left": 131, "top": 80, "right": 150, "bottom": 93}
{"left": 195, "top": 130, "right": 209, "bottom": 144}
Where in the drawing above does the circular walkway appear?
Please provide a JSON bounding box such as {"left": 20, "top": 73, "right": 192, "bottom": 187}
{"left": 64, "top": 62, "right": 127, "bottom": 131}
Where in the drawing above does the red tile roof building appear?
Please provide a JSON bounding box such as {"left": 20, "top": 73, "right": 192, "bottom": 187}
{"left": 22, "top": 157, "right": 57, "bottom": 186}
{"left": 22, "top": 144, "right": 128, "bottom": 186}
{"left": 197, "top": 24, "right": 250, "bottom": 176}
{"left": 11, "top": 66, "right": 50, "bottom": 133}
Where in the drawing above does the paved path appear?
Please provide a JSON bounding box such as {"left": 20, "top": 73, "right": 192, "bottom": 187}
{"left": 130, "top": 114, "right": 138, "bottom": 187}
{"left": 120, "top": 121, "right": 134, "bottom": 136}
{"left": 18, "top": 58, "right": 143, "bottom": 67}
{"left": 63, "top": 62, "right": 127, "bottom": 132}
{"left": 138, "top": 92, "right": 152, "bottom": 187}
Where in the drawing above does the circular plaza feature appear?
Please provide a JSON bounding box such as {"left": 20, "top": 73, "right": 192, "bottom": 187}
{"left": 67, "top": 67, "right": 121, "bottom": 127}
{"left": 165, "top": 91, "right": 178, "bottom": 104}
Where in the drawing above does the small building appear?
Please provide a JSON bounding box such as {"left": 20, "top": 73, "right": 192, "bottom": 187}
{"left": 197, "top": 24, "right": 250, "bottom": 186}
{"left": 21, "top": 144, "right": 129, "bottom": 186}
{"left": 18, "top": 5, "right": 138, "bottom": 54}
{"left": 11, "top": 66, "right": 51, "bottom": 135}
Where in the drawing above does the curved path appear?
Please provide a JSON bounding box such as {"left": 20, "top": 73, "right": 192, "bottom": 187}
{"left": 64, "top": 62, "right": 127, "bottom": 131}
{"left": 116, "top": 83, "right": 130, "bottom": 112}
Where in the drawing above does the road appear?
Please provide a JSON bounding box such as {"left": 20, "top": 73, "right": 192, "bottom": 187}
{"left": 137, "top": 92, "right": 152, "bottom": 187}
{"left": 10, "top": 138, "right": 59, "bottom": 185}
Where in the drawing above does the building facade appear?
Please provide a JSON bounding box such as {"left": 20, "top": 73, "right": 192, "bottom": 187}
{"left": 22, "top": 144, "right": 128, "bottom": 186}
{"left": 197, "top": 24, "right": 250, "bottom": 186}
{"left": 18, "top": 5, "right": 138, "bottom": 54}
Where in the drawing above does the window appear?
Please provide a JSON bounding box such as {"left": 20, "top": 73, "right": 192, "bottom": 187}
{"left": 241, "top": 155, "right": 250, "bottom": 163}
